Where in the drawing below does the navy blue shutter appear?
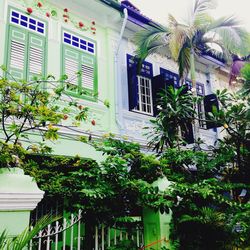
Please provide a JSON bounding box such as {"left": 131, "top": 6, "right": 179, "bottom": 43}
{"left": 127, "top": 55, "right": 138, "bottom": 110}
{"left": 127, "top": 54, "right": 153, "bottom": 111}
{"left": 181, "top": 122, "right": 194, "bottom": 144}
{"left": 152, "top": 74, "right": 167, "bottom": 116}
{"left": 160, "top": 68, "right": 179, "bottom": 88}
{"left": 204, "top": 94, "right": 220, "bottom": 129}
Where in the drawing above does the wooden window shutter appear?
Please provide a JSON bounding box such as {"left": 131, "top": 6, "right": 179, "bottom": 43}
{"left": 28, "top": 33, "right": 46, "bottom": 80}
{"left": 7, "top": 26, "right": 27, "bottom": 80}
{"left": 151, "top": 74, "right": 167, "bottom": 116}
{"left": 80, "top": 53, "right": 96, "bottom": 95}
{"left": 204, "top": 94, "right": 220, "bottom": 129}
{"left": 81, "top": 64, "right": 94, "bottom": 90}
{"left": 127, "top": 55, "right": 138, "bottom": 110}
{"left": 64, "top": 47, "right": 79, "bottom": 92}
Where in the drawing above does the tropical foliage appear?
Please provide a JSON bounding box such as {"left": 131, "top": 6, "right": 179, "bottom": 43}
{"left": 145, "top": 85, "right": 195, "bottom": 152}
{"left": 134, "top": 0, "right": 250, "bottom": 84}
{"left": 241, "top": 63, "right": 250, "bottom": 96}
{"left": 0, "top": 215, "right": 57, "bottom": 250}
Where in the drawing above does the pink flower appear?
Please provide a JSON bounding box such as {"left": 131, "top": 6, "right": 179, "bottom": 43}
{"left": 37, "top": 2, "right": 42, "bottom": 8}
{"left": 46, "top": 12, "right": 50, "bottom": 18}
{"left": 79, "top": 22, "right": 84, "bottom": 28}
{"left": 27, "top": 7, "right": 33, "bottom": 14}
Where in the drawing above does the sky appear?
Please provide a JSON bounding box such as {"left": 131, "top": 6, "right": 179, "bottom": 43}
{"left": 130, "top": 0, "right": 250, "bottom": 31}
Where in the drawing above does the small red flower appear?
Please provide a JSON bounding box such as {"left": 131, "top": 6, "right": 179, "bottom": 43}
{"left": 92, "top": 21, "right": 95, "bottom": 25}
{"left": 37, "top": 2, "right": 42, "bottom": 7}
{"left": 63, "top": 14, "right": 69, "bottom": 18}
{"left": 64, "top": 8, "right": 68, "bottom": 12}
{"left": 27, "top": 7, "right": 33, "bottom": 14}
{"left": 91, "top": 27, "right": 96, "bottom": 31}
{"left": 91, "top": 120, "right": 96, "bottom": 126}
{"left": 79, "top": 22, "right": 84, "bottom": 28}
{"left": 64, "top": 19, "right": 68, "bottom": 23}
{"left": 46, "top": 12, "right": 50, "bottom": 18}
{"left": 63, "top": 115, "right": 68, "bottom": 120}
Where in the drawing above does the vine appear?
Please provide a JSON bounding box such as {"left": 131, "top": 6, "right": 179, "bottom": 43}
{"left": 21, "top": 0, "right": 97, "bottom": 35}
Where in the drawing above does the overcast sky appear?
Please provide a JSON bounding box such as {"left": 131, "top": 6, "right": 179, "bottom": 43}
{"left": 131, "top": 0, "right": 250, "bottom": 31}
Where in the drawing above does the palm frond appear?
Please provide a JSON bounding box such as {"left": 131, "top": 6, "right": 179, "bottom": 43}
{"left": 168, "top": 14, "right": 189, "bottom": 60}
{"left": 201, "top": 36, "right": 232, "bottom": 62}
{"left": 178, "top": 46, "right": 191, "bottom": 80}
{"left": 0, "top": 230, "right": 8, "bottom": 249}
{"left": 207, "top": 16, "right": 250, "bottom": 56}
{"left": 2, "top": 214, "right": 60, "bottom": 250}
{"left": 134, "top": 23, "right": 170, "bottom": 63}
{"left": 190, "top": 0, "right": 217, "bottom": 27}
{"left": 193, "top": 0, "right": 217, "bottom": 17}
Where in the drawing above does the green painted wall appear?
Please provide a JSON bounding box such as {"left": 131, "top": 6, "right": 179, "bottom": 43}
{"left": 0, "top": 0, "right": 120, "bottom": 159}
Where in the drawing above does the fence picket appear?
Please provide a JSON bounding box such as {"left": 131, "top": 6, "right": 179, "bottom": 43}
{"left": 107, "top": 227, "right": 111, "bottom": 247}
{"left": 55, "top": 221, "right": 59, "bottom": 250}
{"left": 31, "top": 209, "right": 143, "bottom": 250}
{"left": 46, "top": 224, "right": 51, "bottom": 250}
{"left": 63, "top": 218, "right": 66, "bottom": 250}
{"left": 70, "top": 214, "right": 74, "bottom": 250}
{"left": 101, "top": 224, "right": 104, "bottom": 250}
{"left": 95, "top": 226, "right": 98, "bottom": 250}
{"left": 77, "top": 210, "right": 81, "bottom": 250}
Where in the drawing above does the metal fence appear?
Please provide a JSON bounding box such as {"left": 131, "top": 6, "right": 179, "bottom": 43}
{"left": 30, "top": 210, "right": 144, "bottom": 250}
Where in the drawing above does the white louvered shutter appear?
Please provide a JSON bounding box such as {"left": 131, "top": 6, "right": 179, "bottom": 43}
{"left": 64, "top": 48, "right": 79, "bottom": 92}
{"left": 28, "top": 33, "right": 45, "bottom": 80}
{"left": 81, "top": 64, "right": 94, "bottom": 90}
{"left": 8, "top": 26, "right": 27, "bottom": 79}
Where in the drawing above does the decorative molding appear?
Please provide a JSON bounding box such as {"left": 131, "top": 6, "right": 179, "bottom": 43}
{"left": 16, "top": 0, "right": 97, "bottom": 35}
{"left": 0, "top": 168, "right": 44, "bottom": 211}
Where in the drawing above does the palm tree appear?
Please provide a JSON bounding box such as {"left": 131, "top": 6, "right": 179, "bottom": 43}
{"left": 135, "top": 0, "right": 250, "bottom": 87}
{"left": 0, "top": 215, "right": 58, "bottom": 250}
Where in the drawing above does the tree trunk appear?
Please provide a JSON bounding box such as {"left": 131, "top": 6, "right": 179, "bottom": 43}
{"left": 190, "top": 48, "right": 198, "bottom": 149}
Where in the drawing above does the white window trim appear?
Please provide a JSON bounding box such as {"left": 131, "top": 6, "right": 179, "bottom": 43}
{"left": 9, "top": 9, "right": 46, "bottom": 36}
{"left": 63, "top": 31, "right": 95, "bottom": 55}
{"left": 133, "top": 75, "right": 153, "bottom": 116}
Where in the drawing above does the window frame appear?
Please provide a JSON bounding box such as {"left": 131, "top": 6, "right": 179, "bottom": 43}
{"left": 5, "top": 7, "right": 48, "bottom": 80}
{"left": 133, "top": 75, "right": 154, "bottom": 116}
{"left": 61, "top": 29, "right": 98, "bottom": 102}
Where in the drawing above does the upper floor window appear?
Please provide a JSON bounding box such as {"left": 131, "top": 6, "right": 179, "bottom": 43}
{"left": 160, "top": 68, "right": 179, "bottom": 88}
{"left": 5, "top": 9, "right": 47, "bottom": 80}
{"left": 62, "top": 31, "right": 97, "bottom": 101}
{"left": 127, "top": 54, "right": 153, "bottom": 116}
{"left": 135, "top": 75, "right": 153, "bottom": 115}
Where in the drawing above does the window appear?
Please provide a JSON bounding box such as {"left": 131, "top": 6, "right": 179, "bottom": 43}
{"left": 196, "top": 83, "right": 206, "bottom": 129}
{"left": 5, "top": 9, "right": 46, "bottom": 80}
{"left": 134, "top": 76, "right": 153, "bottom": 115}
{"left": 160, "top": 68, "right": 179, "bottom": 88}
{"left": 127, "top": 54, "right": 153, "bottom": 115}
{"left": 62, "top": 31, "right": 97, "bottom": 100}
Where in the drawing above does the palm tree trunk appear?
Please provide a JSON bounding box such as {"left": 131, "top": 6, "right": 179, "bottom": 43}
{"left": 190, "top": 48, "right": 198, "bottom": 149}
{"left": 190, "top": 48, "right": 196, "bottom": 88}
